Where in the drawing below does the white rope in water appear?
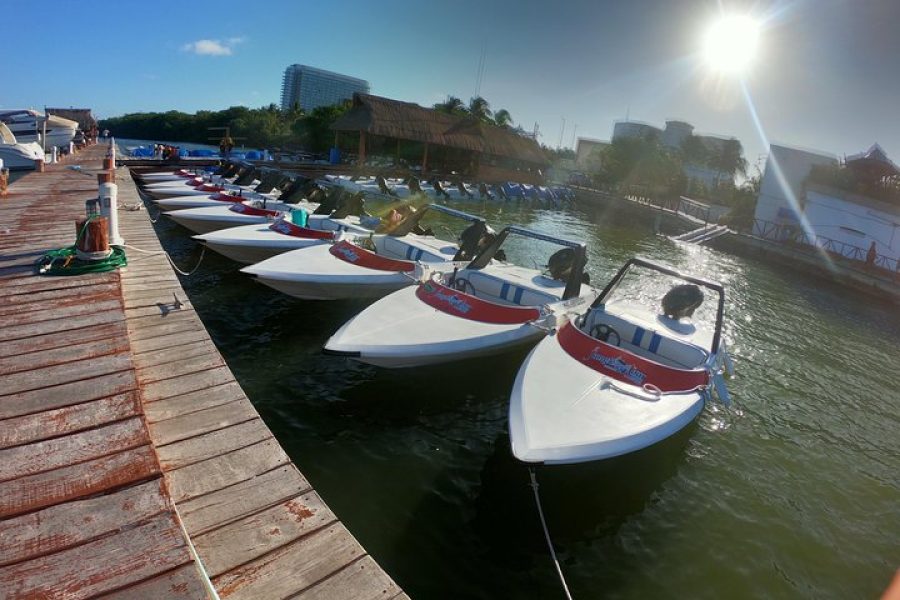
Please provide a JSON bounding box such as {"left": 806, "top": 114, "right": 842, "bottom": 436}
{"left": 528, "top": 467, "right": 574, "bottom": 600}
{"left": 122, "top": 244, "right": 207, "bottom": 276}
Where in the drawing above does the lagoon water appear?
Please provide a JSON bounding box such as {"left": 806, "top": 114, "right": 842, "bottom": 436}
{"left": 152, "top": 195, "right": 898, "bottom": 599}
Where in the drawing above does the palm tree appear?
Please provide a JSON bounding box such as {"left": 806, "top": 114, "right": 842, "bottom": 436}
{"left": 467, "top": 96, "right": 492, "bottom": 122}
{"left": 433, "top": 96, "right": 467, "bottom": 116}
{"left": 714, "top": 138, "right": 748, "bottom": 179}
{"left": 493, "top": 109, "right": 513, "bottom": 128}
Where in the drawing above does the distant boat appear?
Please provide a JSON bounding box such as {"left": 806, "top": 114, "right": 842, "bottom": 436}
{"left": 0, "top": 122, "right": 43, "bottom": 170}
{"left": 0, "top": 109, "right": 78, "bottom": 149}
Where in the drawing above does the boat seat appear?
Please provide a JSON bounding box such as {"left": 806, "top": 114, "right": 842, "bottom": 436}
{"left": 381, "top": 236, "right": 447, "bottom": 263}
{"left": 465, "top": 271, "right": 559, "bottom": 307}
{"left": 586, "top": 312, "right": 708, "bottom": 369}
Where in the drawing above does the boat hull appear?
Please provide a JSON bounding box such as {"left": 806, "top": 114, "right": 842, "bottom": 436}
{"left": 508, "top": 329, "right": 705, "bottom": 465}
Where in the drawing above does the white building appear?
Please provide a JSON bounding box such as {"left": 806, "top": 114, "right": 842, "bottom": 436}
{"left": 753, "top": 143, "right": 900, "bottom": 268}
{"left": 752, "top": 144, "right": 838, "bottom": 238}
{"left": 280, "top": 65, "right": 370, "bottom": 112}
{"left": 575, "top": 137, "right": 610, "bottom": 170}
{"left": 612, "top": 120, "right": 662, "bottom": 142}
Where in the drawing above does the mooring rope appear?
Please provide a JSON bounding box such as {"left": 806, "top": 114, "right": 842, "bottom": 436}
{"left": 528, "top": 467, "right": 574, "bottom": 600}
{"left": 122, "top": 244, "right": 207, "bottom": 276}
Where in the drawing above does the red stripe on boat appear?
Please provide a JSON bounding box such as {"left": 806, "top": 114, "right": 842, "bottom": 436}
{"left": 228, "top": 204, "right": 281, "bottom": 217}
{"left": 329, "top": 240, "right": 415, "bottom": 272}
{"left": 186, "top": 177, "right": 204, "bottom": 187}
{"left": 198, "top": 184, "right": 225, "bottom": 192}
{"left": 416, "top": 281, "right": 541, "bottom": 324}
{"left": 269, "top": 219, "right": 334, "bottom": 239}
{"left": 212, "top": 192, "right": 243, "bottom": 202}
{"left": 556, "top": 321, "right": 708, "bottom": 392}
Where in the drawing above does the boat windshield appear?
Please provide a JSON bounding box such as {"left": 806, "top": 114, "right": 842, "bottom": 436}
{"left": 0, "top": 123, "right": 17, "bottom": 145}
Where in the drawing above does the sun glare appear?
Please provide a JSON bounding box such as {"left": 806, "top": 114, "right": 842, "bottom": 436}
{"left": 703, "top": 15, "right": 760, "bottom": 74}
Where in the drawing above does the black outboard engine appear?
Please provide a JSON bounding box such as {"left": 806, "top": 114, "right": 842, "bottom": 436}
{"left": 661, "top": 284, "right": 704, "bottom": 319}
{"left": 408, "top": 176, "right": 423, "bottom": 196}
{"left": 547, "top": 248, "right": 577, "bottom": 281}
{"left": 454, "top": 177, "right": 473, "bottom": 198}
{"left": 376, "top": 175, "right": 398, "bottom": 197}
{"left": 452, "top": 221, "right": 489, "bottom": 261}
{"left": 331, "top": 192, "right": 370, "bottom": 219}
{"left": 478, "top": 182, "right": 493, "bottom": 200}
{"left": 430, "top": 177, "right": 450, "bottom": 200}
{"left": 313, "top": 186, "right": 344, "bottom": 214}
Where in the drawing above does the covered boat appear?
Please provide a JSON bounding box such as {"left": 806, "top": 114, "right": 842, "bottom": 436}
{"left": 509, "top": 258, "right": 733, "bottom": 465}
{"left": 241, "top": 204, "right": 487, "bottom": 299}
{"left": 323, "top": 226, "right": 596, "bottom": 367}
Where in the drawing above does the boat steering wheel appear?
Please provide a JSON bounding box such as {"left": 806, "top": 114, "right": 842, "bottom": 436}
{"left": 453, "top": 278, "right": 476, "bottom": 296}
{"left": 591, "top": 323, "right": 621, "bottom": 346}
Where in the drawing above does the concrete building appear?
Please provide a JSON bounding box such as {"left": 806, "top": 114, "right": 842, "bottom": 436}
{"left": 753, "top": 143, "right": 899, "bottom": 268}
{"left": 753, "top": 144, "right": 838, "bottom": 238}
{"left": 612, "top": 120, "right": 662, "bottom": 142}
{"left": 575, "top": 137, "right": 610, "bottom": 170}
{"left": 280, "top": 65, "right": 370, "bottom": 112}
{"left": 661, "top": 120, "right": 694, "bottom": 149}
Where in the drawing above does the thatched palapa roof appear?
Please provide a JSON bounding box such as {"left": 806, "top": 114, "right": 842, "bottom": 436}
{"left": 332, "top": 94, "right": 548, "bottom": 166}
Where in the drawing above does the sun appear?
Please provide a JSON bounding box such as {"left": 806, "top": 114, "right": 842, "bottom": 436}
{"left": 703, "top": 15, "right": 761, "bottom": 74}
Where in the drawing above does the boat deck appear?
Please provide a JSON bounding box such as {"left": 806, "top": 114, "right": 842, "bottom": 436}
{"left": 0, "top": 145, "right": 407, "bottom": 599}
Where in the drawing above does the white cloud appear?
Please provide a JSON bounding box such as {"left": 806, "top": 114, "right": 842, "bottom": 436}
{"left": 181, "top": 37, "right": 245, "bottom": 56}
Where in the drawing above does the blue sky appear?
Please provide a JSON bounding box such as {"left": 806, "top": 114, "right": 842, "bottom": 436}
{"left": 3, "top": 0, "right": 898, "bottom": 170}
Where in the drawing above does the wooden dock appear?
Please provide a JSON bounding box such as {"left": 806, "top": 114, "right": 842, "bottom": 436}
{"left": 0, "top": 145, "right": 407, "bottom": 599}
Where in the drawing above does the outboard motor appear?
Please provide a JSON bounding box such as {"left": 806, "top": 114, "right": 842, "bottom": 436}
{"left": 313, "top": 186, "right": 344, "bottom": 214}
{"left": 430, "top": 177, "right": 450, "bottom": 200}
{"left": 452, "top": 221, "right": 489, "bottom": 261}
{"left": 408, "top": 176, "right": 424, "bottom": 196}
{"left": 478, "top": 182, "right": 493, "bottom": 200}
{"left": 331, "top": 191, "right": 370, "bottom": 219}
{"left": 376, "top": 175, "right": 398, "bottom": 197}
{"left": 454, "top": 177, "right": 473, "bottom": 198}
{"left": 661, "top": 284, "right": 704, "bottom": 319}
{"left": 547, "top": 247, "right": 589, "bottom": 283}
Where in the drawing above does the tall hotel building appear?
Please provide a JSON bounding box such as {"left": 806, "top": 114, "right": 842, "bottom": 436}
{"left": 280, "top": 65, "right": 370, "bottom": 111}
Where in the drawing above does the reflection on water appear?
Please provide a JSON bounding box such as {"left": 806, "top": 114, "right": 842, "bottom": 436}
{"left": 153, "top": 194, "right": 900, "bottom": 599}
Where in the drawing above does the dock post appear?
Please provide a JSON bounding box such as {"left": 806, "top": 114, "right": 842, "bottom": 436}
{"left": 98, "top": 172, "right": 123, "bottom": 247}
{"left": 0, "top": 158, "right": 7, "bottom": 197}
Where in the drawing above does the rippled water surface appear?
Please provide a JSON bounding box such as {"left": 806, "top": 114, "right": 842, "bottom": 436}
{"left": 152, "top": 194, "right": 899, "bottom": 599}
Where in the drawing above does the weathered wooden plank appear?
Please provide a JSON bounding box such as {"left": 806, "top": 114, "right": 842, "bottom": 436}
{"left": 150, "top": 400, "right": 259, "bottom": 447}
{"left": 155, "top": 418, "right": 273, "bottom": 471}
{"left": 291, "top": 556, "right": 402, "bottom": 600}
{"left": 144, "top": 381, "right": 247, "bottom": 423}
{"left": 0, "top": 336, "right": 129, "bottom": 376}
{"left": 0, "top": 308, "right": 124, "bottom": 342}
{"left": 0, "top": 444, "right": 160, "bottom": 518}
{"left": 141, "top": 366, "right": 235, "bottom": 403}
{"left": 0, "top": 298, "right": 122, "bottom": 330}
{"left": 0, "top": 478, "right": 168, "bottom": 567}
{"left": 0, "top": 369, "right": 137, "bottom": 420}
{"left": 0, "top": 320, "right": 126, "bottom": 359}
{"left": 132, "top": 338, "right": 216, "bottom": 371}
{"left": 212, "top": 524, "right": 366, "bottom": 600}
{"left": 130, "top": 328, "right": 210, "bottom": 356}
{"left": 0, "top": 417, "right": 148, "bottom": 482}
{"left": 0, "top": 282, "right": 120, "bottom": 315}
{"left": 96, "top": 563, "right": 212, "bottom": 600}
{"left": 0, "top": 511, "right": 193, "bottom": 599}
{"left": 127, "top": 313, "right": 205, "bottom": 342}
{"left": 194, "top": 491, "right": 336, "bottom": 577}
{"left": 137, "top": 352, "right": 226, "bottom": 386}
{"left": 0, "top": 272, "right": 117, "bottom": 295}
{"left": 0, "top": 351, "right": 132, "bottom": 396}
{"left": 178, "top": 465, "right": 311, "bottom": 536}
{"left": 166, "top": 439, "right": 291, "bottom": 503}
{"left": 0, "top": 393, "right": 139, "bottom": 450}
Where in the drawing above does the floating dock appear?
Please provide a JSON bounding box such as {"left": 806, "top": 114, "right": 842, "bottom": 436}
{"left": 0, "top": 145, "right": 407, "bottom": 599}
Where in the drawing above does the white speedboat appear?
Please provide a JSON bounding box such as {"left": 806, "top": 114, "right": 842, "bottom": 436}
{"left": 141, "top": 167, "right": 263, "bottom": 200}
{"left": 166, "top": 196, "right": 320, "bottom": 234}
{"left": 323, "top": 226, "right": 596, "bottom": 367}
{"left": 194, "top": 191, "right": 373, "bottom": 264}
{"left": 241, "top": 204, "right": 487, "bottom": 299}
{"left": 0, "top": 109, "right": 78, "bottom": 149}
{"left": 509, "top": 258, "right": 733, "bottom": 465}
{"left": 0, "top": 123, "right": 43, "bottom": 170}
{"left": 136, "top": 165, "right": 228, "bottom": 183}
{"left": 154, "top": 172, "right": 307, "bottom": 211}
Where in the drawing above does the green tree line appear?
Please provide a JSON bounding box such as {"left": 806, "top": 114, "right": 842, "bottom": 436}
{"left": 98, "top": 103, "right": 351, "bottom": 152}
